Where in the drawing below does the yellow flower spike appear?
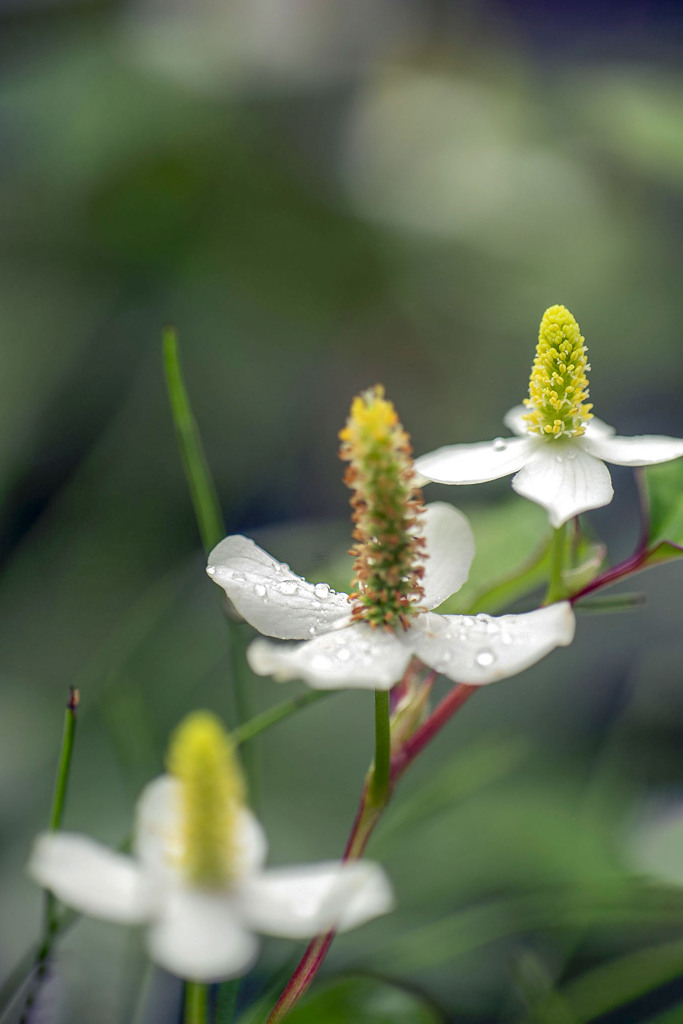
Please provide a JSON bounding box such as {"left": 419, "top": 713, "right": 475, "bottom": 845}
{"left": 523, "top": 304, "right": 593, "bottom": 439}
{"left": 167, "top": 711, "right": 245, "bottom": 888}
{"left": 339, "top": 385, "right": 426, "bottom": 631}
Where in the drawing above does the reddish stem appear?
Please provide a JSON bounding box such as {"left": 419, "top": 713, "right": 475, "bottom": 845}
{"left": 266, "top": 682, "right": 477, "bottom": 1022}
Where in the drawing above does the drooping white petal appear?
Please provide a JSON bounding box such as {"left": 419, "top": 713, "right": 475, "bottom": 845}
{"left": 502, "top": 405, "right": 530, "bottom": 437}
{"left": 247, "top": 623, "right": 412, "bottom": 690}
{"left": 579, "top": 432, "right": 683, "bottom": 467}
{"left": 207, "top": 536, "right": 351, "bottom": 640}
{"left": 511, "top": 442, "right": 613, "bottom": 527}
{"left": 415, "top": 437, "right": 537, "bottom": 485}
{"left": 240, "top": 861, "right": 394, "bottom": 938}
{"left": 147, "top": 886, "right": 259, "bottom": 982}
{"left": 405, "top": 602, "right": 575, "bottom": 685}
{"left": 421, "top": 503, "right": 475, "bottom": 610}
{"left": 29, "top": 832, "right": 155, "bottom": 924}
{"left": 135, "top": 776, "right": 268, "bottom": 881}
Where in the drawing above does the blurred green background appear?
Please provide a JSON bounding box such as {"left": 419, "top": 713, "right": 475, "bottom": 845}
{"left": 2, "top": 0, "right": 683, "bottom": 1021}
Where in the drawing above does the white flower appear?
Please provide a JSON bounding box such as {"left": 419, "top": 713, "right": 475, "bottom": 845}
{"left": 415, "top": 305, "right": 683, "bottom": 528}
{"left": 207, "top": 502, "right": 576, "bottom": 689}
{"left": 29, "top": 775, "right": 394, "bottom": 982}
{"left": 415, "top": 405, "right": 683, "bottom": 529}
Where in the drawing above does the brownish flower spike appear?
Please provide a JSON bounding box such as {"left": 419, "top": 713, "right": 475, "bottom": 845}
{"left": 339, "top": 385, "right": 427, "bottom": 630}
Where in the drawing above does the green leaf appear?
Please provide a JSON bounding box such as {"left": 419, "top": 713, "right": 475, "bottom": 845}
{"left": 553, "top": 937, "right": 683, "bottom": 1023}
{"left": 284, "top": 975, "right": 444, "bottom": 1024}
{"left": 163, "top": 325, "right": 224, "bottom": 555}
{"left": 380, "top": 885, "right": 683, "bottom": 973}
{"left": 645, "top": 460, "right": 683, "bottom": 561}
{"left": 436, "top": 498, "right": 552, "bottom": 614}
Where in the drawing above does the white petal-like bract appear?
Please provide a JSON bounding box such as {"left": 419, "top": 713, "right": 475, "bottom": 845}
{"left": 502, "top": 405, "right": 529, "bottom": 437}
{"left": 240, "top": 861, "right": 394, "bottom": 938}
{"left": 511, "top": 443, "right": 613, "bottom": 528}
{"left": 134, "top": 776, "right": 268, "bottom": 880}
{"left": 147, "top": 886, "right": 259, "bottom": 982}
{"left": 207, "top": 535, "right": 351, "bottom": 640}
{"left": 248, "top": 623, "right": 412, "bottom": 690}
{"left": 421, "top": 502, "right": 475, "bottom": 610}
{"left": 580, "top": 432, "right": 683, "bottom": 467}
{"left": 406, "top": 602, "right": 575, "bottom": 684}
{"left": 416, "top": 436, "right": 537, "bottom": 485}
{"left": 29, "top": 833, "right": 155, "bottom": 924}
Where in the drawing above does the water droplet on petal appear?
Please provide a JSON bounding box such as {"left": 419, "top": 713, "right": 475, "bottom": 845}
{"left": 475, "top": 649, "right": 496, "bottom": 668}
{"left": 231, "top": 571, "right": 245, "bottom": 584}
{"left": 555, "top": 454, "right": 564, "bottom": 464}
{"left": 206, "top": 566, "right": 216, "bottom": 576}
{"left": 337, "top": 647, "right": 351, "bottom": 662}
{"left": 254, "top": 584, "right": 267, "bottom": 598}
{"left": 278, "top": 581, "right": 298, "bottom": 596}
{"left": 308, "top": 625, "right": 317, "bottom": 635}
{"left": 493, "top": 437, "right": 507, "bottom": 452}
{"left": 314, "top": 583, "right": 330, "bottom": 599}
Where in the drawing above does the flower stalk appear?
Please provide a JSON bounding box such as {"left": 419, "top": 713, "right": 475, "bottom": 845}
{"left": 544, "top": 524, "right": 569, "bottom": 605}
{"left": 369, "top": 691, "right": 392, "bottom": 807}
{"left": 184, "top": 981, "right": 209, "bottom": 1024}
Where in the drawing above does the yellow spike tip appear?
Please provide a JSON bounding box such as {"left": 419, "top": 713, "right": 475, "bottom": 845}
{"left": 166, "top": 710, "right": 245, "bottom": 888}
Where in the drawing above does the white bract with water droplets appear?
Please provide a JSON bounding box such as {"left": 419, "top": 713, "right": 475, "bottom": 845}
{"left": 28, "top": 776, "right": 394, "bottom": 982}
{"left": 207, "top": 502, "right": 576, "bottom": 689}
{"left": 415, "top": 406, "right": 683, "bottom": 528}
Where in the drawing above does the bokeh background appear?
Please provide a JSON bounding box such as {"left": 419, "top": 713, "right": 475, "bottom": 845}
{"left": 2, "top": 0, "right": 683, "bottom": 1021}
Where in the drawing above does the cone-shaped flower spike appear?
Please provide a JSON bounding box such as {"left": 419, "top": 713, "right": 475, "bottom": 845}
{"left": 207, "top": 387, "right": 575, "bottom": 689}
{"left": 415, "top": 305, "right": 683, "bottom": 527}
{"left": 29, "top": 712, "right": 394, "bottom": 982}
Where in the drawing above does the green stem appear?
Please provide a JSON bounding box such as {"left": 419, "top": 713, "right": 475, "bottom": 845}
{"left": 163, "top": 326, "right": 224, "bottom": 555}
{"left": 163, "top": 328, "right": 255, "bottom": 792}
{"left": 18, "top": 690, "right": 79, "bottom": 1023}
{"left": 369, "top": 690, "right": 391, "bottom": 807}
{"left": 184, "top": 982, "right": 209, "bottom": 1024}
{"left": 544, "top": 524, "right": 568, "bottom": 604}
{"left": 44, "top": 689, "right": 79, "bottom": 945}
{"left": 232, "top": 690, "right": 334, "bottom": 747}
{"left": 47, "top": 688, "right": 79, "bottom": 832}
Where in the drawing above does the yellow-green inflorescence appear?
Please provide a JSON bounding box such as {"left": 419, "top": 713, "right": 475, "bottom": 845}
{"left": 339, "top": 385, "right": 426, "bottom": 631}
{"left": 523, "top": 305, "right": 593, "bottom": 439}
{"left": 167, "top": 711, "right": 245, "bottom": 888}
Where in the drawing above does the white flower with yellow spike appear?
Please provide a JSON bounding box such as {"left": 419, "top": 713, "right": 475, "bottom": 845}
{"left": 207, "top": 386, "right": 575, "bottom": 690}
{"left": 28, "top": 712, "right": 393, "bottom": 982}
{"left": 415, "top": 305, "right": 683, "bottom": 528}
